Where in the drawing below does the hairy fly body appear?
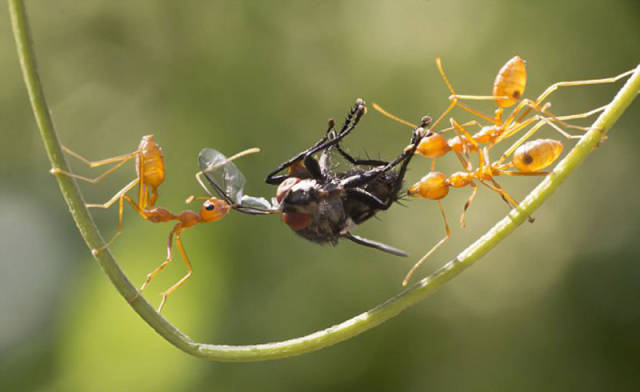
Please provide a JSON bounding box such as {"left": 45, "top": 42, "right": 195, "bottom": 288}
{"left": 266, "top": 98, "right": 430, "bottom": 256}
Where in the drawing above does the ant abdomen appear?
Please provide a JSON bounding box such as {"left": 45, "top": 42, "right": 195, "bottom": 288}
{"left": 512, "top": 139, "right": 563, "bottom": 172}
{"left": 493, "top": 56, "right": 527, "bottom": 108}
{"left": 137, "top": 135, "right": 165, "bottom": 190}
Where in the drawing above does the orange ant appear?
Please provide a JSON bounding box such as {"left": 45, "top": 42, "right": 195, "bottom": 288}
{"left": 53, "top": 136, "right": 270, "bottom": 311}
{"left": 401, "top": 133, "right": 564, "bottom": 286}
{"left": 374, "top": 57, "right": 634, "bottom": 168}
{"left": 51, "top": 135, "right": 166, "bottom": 253}
{"left": 427, "top": 56, "right": 629, "bottom": 146}
{"left": 126, "top": 147, "right": 270, "bottom": 312}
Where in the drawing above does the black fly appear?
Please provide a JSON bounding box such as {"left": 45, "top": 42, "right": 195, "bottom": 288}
{"left": 265, "top": 98, "right": 430, "bottom": 257}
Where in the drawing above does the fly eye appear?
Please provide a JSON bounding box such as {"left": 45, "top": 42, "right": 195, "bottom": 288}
{"left": 205, "top": 202, "right": 215, "bottom": 211}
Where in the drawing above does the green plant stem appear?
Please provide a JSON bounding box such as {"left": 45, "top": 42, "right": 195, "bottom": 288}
{"left": 9, "top": 0, "right": 640, "bottom": 362}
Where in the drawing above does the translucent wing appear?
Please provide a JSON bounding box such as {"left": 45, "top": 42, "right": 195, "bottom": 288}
{"left": 198, "top": 148, "right": 246, "bottom": 205}
{"left": 198, "top": 148, "right": 276, "bottom": 214}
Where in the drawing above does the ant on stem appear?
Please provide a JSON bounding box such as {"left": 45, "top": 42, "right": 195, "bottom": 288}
{"left": 51, "top": 135, "right": 166, "bottom": 253}
{"left": 401, "top": 134, "right": 564, "bottom": 286}
{"left": 53, "top": 137, "right": 268, "bottom": 311}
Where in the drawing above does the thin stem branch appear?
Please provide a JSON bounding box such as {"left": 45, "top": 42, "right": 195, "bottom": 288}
{"left": 9, "top": 0, "right": 640, "bottom": 362}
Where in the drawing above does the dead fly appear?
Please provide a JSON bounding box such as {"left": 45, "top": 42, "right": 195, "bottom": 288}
{"left": 264, "top": 98, "right": 429, "bottom": 257}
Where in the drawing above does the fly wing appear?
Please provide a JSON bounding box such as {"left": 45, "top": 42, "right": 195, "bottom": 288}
{"left": 198, "top": 148, "right": 277, "bottom": 214}
{"left": 198, "top": 148, "right": 246, "bottom": 205}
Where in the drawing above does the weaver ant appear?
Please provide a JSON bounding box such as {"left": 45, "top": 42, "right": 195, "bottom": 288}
{"left": 131, "top": 146, "right": 271, "bottom": 312}
{"left": 374, "top": 56, "right": 635, "bottom": 170}
{"left": 53, "top": 136, "right": 268, "bottom": 311}
{"left": 52, "top": 135, "right": 166, "bottom": 253}
{"left": 401, "top": 135, "right": 564, "bottom": 286}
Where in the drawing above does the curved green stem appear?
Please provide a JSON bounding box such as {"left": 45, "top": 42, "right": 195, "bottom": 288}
{"left": 9, "top": 0, "right": 640, "bottom": 362}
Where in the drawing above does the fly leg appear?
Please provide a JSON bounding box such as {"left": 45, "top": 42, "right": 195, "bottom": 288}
{"left": 265, "top": 99, "right": 366, "bottom": 184}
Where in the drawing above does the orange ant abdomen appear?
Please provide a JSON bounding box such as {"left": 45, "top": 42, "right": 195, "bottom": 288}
{"left": 408, "top": 172, "right": 449, "bottom": 200}
{"left": 137, "top": 135, "right": 165, "bottom": 189}
{"left": 512, "top": 139, "right": 563, "bottom": 172}
{"left": 493, "top": 56, "right": 527, "bottom": 108}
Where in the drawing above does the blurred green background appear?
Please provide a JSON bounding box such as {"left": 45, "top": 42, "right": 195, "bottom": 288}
{"left": 1, "top": 1, "right": 639, "bottom": 390}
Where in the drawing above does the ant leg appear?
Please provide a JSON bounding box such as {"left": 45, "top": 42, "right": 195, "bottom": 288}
{"left": 450, "top": 118, "right": 481, "bottom": 164}
{"left": 481, "top": 178, "right": 535, "bottom": 223}
{"left": 554, "top": 104, "right": 608, "bottom": 122}
{"left": 496, "top": 113, "right": 577, "bottom": 167}
{"left": 453, "top": 150, "right": 472, "bottom": 172}
{"left": 501, "top": 171, "right": 549, "bottom": 177}
{"left": 460, "top": 182, "right": 479, "bottom": 228}
{"left": 481, "top": 178, "right": 519, "bottom": 209}
{"left": 512, "top": 69, "right": 636, "bottom": 124}
{"left": 149, "top": 186, "right": 159, "bottom": 208}
{"left": 137, "top": 150, "right": 147, "bottom": 210}
{"left": 62, "top": 146, "right": 137, "bottom": 168}
{"left": 506, "top": 100, "right": 590, "bottom": 133}
{"left": 141, "top": 224, "right": 180, "bottom": 292}
{"left": 435, "top": 120, "right": 483, "bottom": 135}
{"left": 371, "top": 103, "right": 418, "bottom": 128}
{"left": 495, "top": 115, "right": 540, "bottom": 144}
{"left": 533, "top": 69, "right": 636, "bottom": 108}
{"left": 496, "top": 119, "right": 547, "bottom": 166}
{"left": 158, "top": 231, "right": 193, "bottom": 313}
{"left": 434, "top": 57, "right": 501, "bottom": 127}
{"left": 51, "top": 149, "right": 137, "bottom": 184}
{"left": 92, "top": 194, "right": 132, "bottom": 254}
{"left": 85, "top": 178, "right": 140, "bottom": 209}
{"left": 403, "top": 200, "right": 450, "bottom": 286}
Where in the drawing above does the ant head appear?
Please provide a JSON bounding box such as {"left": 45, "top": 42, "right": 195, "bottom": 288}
{"left": 200, "top": 198, "right": 232, "bottom": 222}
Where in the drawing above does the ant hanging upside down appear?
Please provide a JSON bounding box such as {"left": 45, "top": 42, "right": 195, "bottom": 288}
{"left": 53, "top": 135, "right": 270, "bottom": 311}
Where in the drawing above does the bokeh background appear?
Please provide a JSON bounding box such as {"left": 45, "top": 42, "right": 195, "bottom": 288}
{"left": 1, "top": 1, "right": 639, "bottom": 390}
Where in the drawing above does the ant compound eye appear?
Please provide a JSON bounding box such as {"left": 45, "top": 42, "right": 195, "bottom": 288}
{"left": 204, "top": 202, "right": 215, "bottom": 211}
